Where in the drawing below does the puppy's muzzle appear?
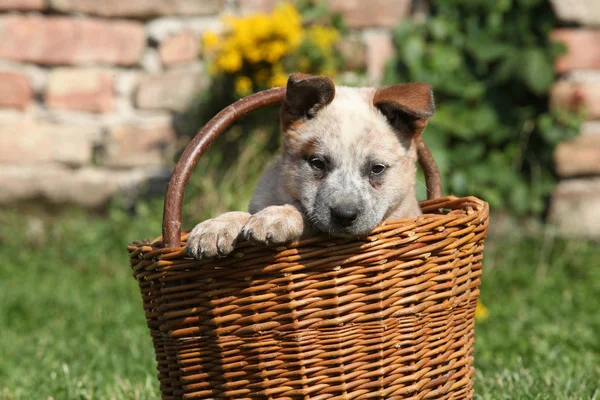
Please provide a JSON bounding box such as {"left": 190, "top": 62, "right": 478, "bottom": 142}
{"left": 330, "top": 204, "right": 359, "bottom": 227}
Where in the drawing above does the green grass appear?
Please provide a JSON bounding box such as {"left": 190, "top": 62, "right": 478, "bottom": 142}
{"left": 474, "top": 233, "right": 600, "bottom": 399}
{"left": 0, "top": 209, "right": 160, "bottom": 400}
{"left": 1, "top": 208, "right": 598, "bottom": 399}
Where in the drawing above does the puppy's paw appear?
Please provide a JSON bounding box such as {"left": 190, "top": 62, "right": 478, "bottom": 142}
{"left": 241, "top": 205, "right": 304, "bottom": 246}
{"left": 186, "top": 212, "right": 251, "bottom": 260}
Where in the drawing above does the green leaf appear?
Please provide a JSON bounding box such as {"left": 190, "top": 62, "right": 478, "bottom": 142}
{"left": 492, "top": 53, "right": 520, "bottom": 83}
{"left": 428, "top": 43, "right": 463, "bottom": 72}
{"left": 401, "top": 35, "right": 425, "bottom": 66}
{"left": 393, "top": 22, "right": 418, "bottom": 46}
{"left": 466, "top": 36, "right": 512, "bottom": 62}
{"left": 471, "top": 104, "right": 499, "bottom": 132}
{"left": 522, "top": 48, "right": 554, "bottom": 94}
{"left": 429, "top": 17, "right": 453, "bottom": 40}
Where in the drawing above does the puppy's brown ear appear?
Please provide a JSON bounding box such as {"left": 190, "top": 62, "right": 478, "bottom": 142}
{"left": 374, "top": 83, "right": 434, "bottom": 136}
{"left": 281, "top": 73, "right": 335, "bottom": 130}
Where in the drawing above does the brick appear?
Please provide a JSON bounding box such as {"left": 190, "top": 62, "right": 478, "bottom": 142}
{"left": 582, "top": 120, "right": 600, "bottom": 136}
{"left": 555, "top": 133, "right": 600, "bottom": 177}
{"left": 0, "top": 15, "right": 145, "bottom": 66}
{"left": 0, "top": 0, "right": 45, "bottom": 10}
{"left": 102, "top": 120, "right": 177, "bottom": 167}
{"left": 34, "top": 107, "right": 111, "bottom": 130}
{"left": 146, "top": 16, "right": 222, "bottom": 42}
{"left": 0, "top": 61, "right": 48, "bottom": 94}
{"left": 550, "top": 0, "right": 600, "bottom": 26}
{"left": 0, "top": 107, "right": 27, "bottom": 124}
{"left": 0, "top": 71, "right": 33, "bottom": 110}
{"left": 160, "top": 31, "right": 199, "bottom": 66}
{"left": 0, "top": 122, "right": 101, "bottom": 166}
{"left": 42, "top": 167, "right": 149, "bottom": 207}
{"left": 550, "top": 80, "right": 600, "bottom": 120}
{"left": 327, "top": 0, "right": 411, "bottom": 28}
{"left": 49, "top": 0, "right": 221, "bottom": 17}
{"left": 549, "top": 177, "right": 600, "bottom": 238}
{"left": 239, "top": 0, "right": 278, "bottom": 14}
{"left": 46, "top": 69, "right": 115, "bottom": 114}
{"left": 364, "top": 30, "right": 395, "bottom": 83}
{"left": 32, "top": 101, "right": 172, "bottom": 131}
{"left": 135, "top": 65, "right": 206, "bottom": 112}
{"left": 0, "top": 165, "right": 39, "bottom": 203}
{"left": 0, "top": 164, "right": 151, "bottom": 207}
{"left": 551, "top": 29, "right": 600, "bottom": 73}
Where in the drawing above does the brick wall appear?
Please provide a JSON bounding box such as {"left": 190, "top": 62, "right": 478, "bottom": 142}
{"left": 0, "top": 0, "right": 410, "bottom": 208}
{"left": 549, "top": 0, "right": 600, "bottom": 237}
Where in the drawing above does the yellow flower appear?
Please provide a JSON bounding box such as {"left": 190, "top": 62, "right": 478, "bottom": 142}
{"left": 202, "top": 31, "right": 220, "bottom": 52}
{"left": 264, "top": 40, "right": 289, "bottom": 63}
{"left": 306, "top": 25, "right": 340, "bottom": 54}
{"left": 217, "top": 50, "right": 243, "bottom": 73}
{"left": 271, "top": 3, "right": 302, "bottom": 48}
{"left": 273, "top": 3, "right": 302, "bottom": 30}
{"left": 206, "top": 3, "right": 333, "bottom": 80}
{"left": 250, "top": 14, "right": 272, "bottom": 40}
{"left": 245, "top": 47, "right": 263, "bottom": 63}
{"left": 235, "top": 76, "right": 253, "bottom": 96}
{"left": 475, "top": 301, "right": 489, "bottom": 322}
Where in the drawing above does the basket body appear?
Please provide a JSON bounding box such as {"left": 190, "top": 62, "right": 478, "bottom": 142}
{"left": 128, "top": 196, "right": 489, "bottom": 400}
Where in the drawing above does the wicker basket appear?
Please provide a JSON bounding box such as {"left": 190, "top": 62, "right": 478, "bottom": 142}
{"left": 128, "top": 88, "right": 490, "bottom": 400}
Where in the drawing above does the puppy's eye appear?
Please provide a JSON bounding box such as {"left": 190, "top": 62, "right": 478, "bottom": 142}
{"left": 371, "top": 164, "right": 386, "bottom": 175}
{"left": 308, "top": 156, "right": 326, "bottom": 171}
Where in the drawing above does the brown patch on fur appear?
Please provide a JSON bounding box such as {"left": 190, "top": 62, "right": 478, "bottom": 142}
{"left": 299, "top": 137, "right": 321, "bottom": 158}
{"left": 282, "top": 118, "right": 304, "bottom": 134}
{"left": 280, "top": 110, "right": 298, "bottom": 133}
{"left": 373, "top": 83, "right": 434, "bottom": 136}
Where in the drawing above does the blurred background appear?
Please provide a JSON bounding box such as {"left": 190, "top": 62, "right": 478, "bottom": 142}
{"left": 0, "top": 0, "right": 598, "bottom": 399}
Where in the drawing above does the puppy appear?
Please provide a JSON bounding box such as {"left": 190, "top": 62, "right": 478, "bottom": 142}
{"left": 186, "top": 73, "right": 434, "bottom": 260}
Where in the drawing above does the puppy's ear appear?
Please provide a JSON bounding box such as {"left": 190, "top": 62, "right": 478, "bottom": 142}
{"left": 281, "top": 73, "right": 335, "bottom": 131}
{"left": 373, "top": 83, "right": 434, "bottom": 136}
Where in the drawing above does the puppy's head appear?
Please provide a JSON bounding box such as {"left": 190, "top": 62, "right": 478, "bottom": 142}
{"left": 280, "top": 73, "right": 434, "bottom": 236}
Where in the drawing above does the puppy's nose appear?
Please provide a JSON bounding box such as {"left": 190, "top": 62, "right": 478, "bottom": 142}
{"left": 331, "top": 205, "right": 359, "bottom": 227}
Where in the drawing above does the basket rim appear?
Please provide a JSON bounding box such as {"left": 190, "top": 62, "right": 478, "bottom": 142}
{"left": 129, "top": 195, "right": 489, "bottom": 252}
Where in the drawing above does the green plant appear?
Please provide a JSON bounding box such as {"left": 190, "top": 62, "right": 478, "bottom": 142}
{"left": 385, "top": 0, "right": 580, "bottom": 215}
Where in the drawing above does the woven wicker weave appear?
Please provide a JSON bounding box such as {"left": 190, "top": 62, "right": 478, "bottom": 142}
{"left": 127, "top": 88, "right": 489, "bottom": 400}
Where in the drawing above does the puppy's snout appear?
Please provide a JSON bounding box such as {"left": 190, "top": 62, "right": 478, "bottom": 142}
{"left": 330, "top": 204, "right": 359, "bottom": 227}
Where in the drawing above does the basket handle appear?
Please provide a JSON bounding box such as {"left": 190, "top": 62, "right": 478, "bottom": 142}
{"left": 162, "top": 87, "right": 442, "bottom": 248}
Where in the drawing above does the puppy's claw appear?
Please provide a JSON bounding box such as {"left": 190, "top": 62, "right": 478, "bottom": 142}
{"left": 186, "top": 212, "right": 251, "bottom": 260}
{"left": 216, "top": 233, "right": 237, "bottom": 256}
{"left": 241, "top": 205, "right": 304, "bottom": 246}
